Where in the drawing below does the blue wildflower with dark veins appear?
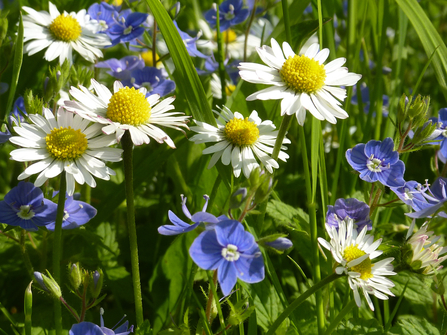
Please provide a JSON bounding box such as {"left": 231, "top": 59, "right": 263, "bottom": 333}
{"left": 124, "top": 67, "right": 176, "bottom": 98}
{"left": 45, "top": 193, "right": 97, "bottom": 231}
{"left": 88, "top": 2, "right": 120, "bottom": 36}
{"left": 326, "top": 198, "right": 372, "bottom": 231}
{"left": 189, "top": 220, "right": 265, "bottom": 296}
{"left": 69, "top": 308, "right": 133, "bottom": 335}
{"left": 346, "top": 137, "right": 405, "bottom": 188}
{"left": 174, "top": 21, "right": 209, "bottom": 59}
{"left": 204, "top": 0, "right": 250, "bottom": 32}
{"left": 158, "top": 195, "right": 226, "bottom": 236}
{"left": 407, "top": 177, "right": 447, "bottom": 219}
{"left": 96, "top": 56, "right": 144, "bottom": 82}
{"left": 108, "top": 10, "right": 148, "bottom": 46}
{"left": 0, "top": 182, "right": 57, "bottom": 231}
{"left": 391, "top": 180, "right": 432, "bottom": 213}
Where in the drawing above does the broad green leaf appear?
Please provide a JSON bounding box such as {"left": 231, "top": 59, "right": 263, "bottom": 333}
{"left": 3, "top": 12, "right": 23, "bottom": 122}
{"left": 389, "top": 315, "right": 440, "bottom": 335}
{"left": 333, "top": 318, "right": 383, "bottom": 334}
{"left": 148, "top": 233, "right": 195, "bottom": 334}
{"left": 144, "top": 0, "right": 215, "bottom": 126}
{"left": 266, "top": 200, "right": 309, "bottom": 229}
{"left": 396, "top": 0, "right": 447, "bottom": 100}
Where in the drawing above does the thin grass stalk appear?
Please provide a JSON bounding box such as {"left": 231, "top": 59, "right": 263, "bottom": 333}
{"left": 53, "top": 172, "right": 66, "bottom": 335}
{"left": 281, "top": 0, "right": 291, "bottom": 42}
{"left": 323, "top": 300, "right": 356, "bottom": 335}
{"left": 215, "top": 4, "right": 227, "bottom": 105}
{"left": 122, "top": 131, "right": 144, "bottom": 326}
{"left": 266, "top": 273, "right": 340, "bottom": 335}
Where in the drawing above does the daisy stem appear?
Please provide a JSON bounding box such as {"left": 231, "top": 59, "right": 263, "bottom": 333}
{"left": 323, "top": 299, "right": 356, "bottom": 335}
{"left": 53, "top": 171, "right": 66, "bottom": 335}
{"left": 215, "top": 5, "right": 227, "bottom": 105}
{"left": 122, "top": 131, "right": 144, "bottom": 327}
{"left": 271, "top": 114, "right": 293, "bottom": 161}
{"left": 266, "top": 273, "right": 340, "bottom": 335}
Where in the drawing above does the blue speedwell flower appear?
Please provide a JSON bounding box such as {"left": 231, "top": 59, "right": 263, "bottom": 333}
{"left": 158, "top": 194, "right": 225, "bottom": 235}
{"left": 0, "top": 127, "right": 11, "bottom": 144}
{"left": 0, "top": 182, "right": 57, "bottom": 231}
{"left": 70, "top": 308, "right": 133, "bottom": 335}
{"left": 10, "top": 96, "right": 28, "bottom": 126}
{"left": 204, "top": 0, "right": 250, "bottom": 32}
{"left": 391, "top": 180, "right": 432, "bottom": 213}
{"left": 46, "top": 193, "right": 97, "bottom": 230}
{"left": 124, "top": 67, "right": 176, "bottom": 98}
{"left": 346, "top": 137, "right": 405, "bottom": 188}
{"left": 174, "top": 21, "right": 208, "bottom": 59}
{"left": 189, "top": 220, "right": 265, "bottom": 296}
{"left": 326, "top": 198, "right": 372, "bottom": 231}
{"left": 88, "top": 2, "right": 119, "bottom": 35}
{"left": 96, "top": 56, "right": 144, "bottom": 81}
{"left": 108, "top": 10, "right": 148, "bottom": 46}
{"left": 430, "top": 108, "right": 447, "bottom": 160}
{"left": 407, "top": 177, "right": 447, "bottom": 219}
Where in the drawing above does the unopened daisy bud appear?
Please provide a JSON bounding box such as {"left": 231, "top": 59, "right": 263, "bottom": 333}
{"left": 408, "top": 95, "right": 430, "bottom": 121}
{"left": 68, "top": 263, "right": 82, "bottom": 290}
{"left": 90, "top": 269, "right": 104, "bottom": 298}
{"left": 23, "top": 89, "right": 43, "bottom": 115}
{"left": 405, "top": 221, "right": 447, "bottom": 275}
{"left": 229, "top": 188, "right": 248, "bottom": 209}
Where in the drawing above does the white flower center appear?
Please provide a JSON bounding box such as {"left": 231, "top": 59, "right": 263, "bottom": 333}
{"left": 404, "top": 188, "right": 414, "bottom": 201}
{"left": 123, "top": 26, "right": 133, "bottom": 35}
{"left": 17, "top": 205, "right": 35, "bottom": 220}
{"left": 221, "top": 244, "right": 240, "bottom": 261}
{"left": 366, "top": 155, "right": 384, "bottom": 172}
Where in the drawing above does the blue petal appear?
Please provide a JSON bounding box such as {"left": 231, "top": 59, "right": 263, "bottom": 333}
{"left": 126, "top": 12, "right": 148, "bottom": 27}
{"left": 120, "top": 27, "right": 145, "bottom": 42}
{"left": 189, "top": 230, "right": 223, "bottom": 270}
{"left": 439, "top": 108, "right": 447, "bottom": 123}
{"left": 158, "top": 221, "right": 200, "bottom": 236}
{"left": 377, "top": 161, "right": 405, "bottom": 187}
{"left": 230, "top": 8, "right": 250, "bottom": 25}
{"left": 235, "top": 244, "right": 264, "bottom": 284}
{"left": 214, "top": 220, "right": 247, "bottom": 247}
{"left": 346, "top": 144, "right": 367, "bottom": 172}
{"left": 191, "top": 212, "right": 220, "bottom": 224}
{"left": 69, "top": 322, "right": 104, "bottom": 335}
{"left": 430, "top": 177, "right": 447, "bottom": 200}
{"left": 218, "top": 261, "right": 237, "bottom": 296}
{"left": 149, "top": 80, "right": 176, "bottom": 97}
{"left": 406, "top": 199, "right": 447, "bottom": 218}
{"left": 168, "top": 210, "right": 190, "bottom": 227}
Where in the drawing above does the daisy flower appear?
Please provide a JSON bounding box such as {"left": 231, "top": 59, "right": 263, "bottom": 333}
{"left": 318, "top": 219, "right": 396, "bottom": 311}
{"left": 189, "top": 106, "right": 290, "bottom": 178}
{"left": 63, "top": 79, "right": 189, "bottom": 147}
{"left": 22, "top": 2, "right": 111, "bottom": 64}
{"left": 238, "top": 38, "right": 362, "bottom": 125}
{"left": 9, "top": 107, "right": 122, "bottom": 196}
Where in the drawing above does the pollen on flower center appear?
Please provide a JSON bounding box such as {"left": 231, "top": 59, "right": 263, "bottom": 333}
{"left": 17, "top": 205, "right": 35, "bottom": 220}
{"left": 45, "top": 126, "right": 88, "bottom": 160}
{"left": 367, "top": 157, "right": 383, "bottom": 172}
{"left": 222, "top": 244, "right": 240, "bottom": 261}
{"left": 224, "top": 117, "right": 260, "bottom": 147}
{"left": 343, "top": 245, "right": 373, "bottom": 280}
{"left": 106, "top": 87, "right": 151, "bottom": 126}
{"left": 280, "top": 55, "right": 326, "bottom": 94}
{"left": 49, "top": 14, "right": 82, "bottom": 42}
{"left": 222, "top": 29, "right": 237, "bottom": 43}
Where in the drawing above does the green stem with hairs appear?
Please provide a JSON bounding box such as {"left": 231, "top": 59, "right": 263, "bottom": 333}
{"left": 53, "top": 172, "right": 66, "bottom": 335}
{"left": 266, "top": 273, "right": 340, "bottom": 335}
{"left": 122, "top": 131, "right": 144, "bottom": 326}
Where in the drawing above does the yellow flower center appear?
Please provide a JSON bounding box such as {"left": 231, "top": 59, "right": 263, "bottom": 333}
{"left": 106, "top": 87, "right": 151, "bottom": 126}
{"left": 223, "top": 29, "right": 237, "bottom": 43}
{"left": 343, "top": 245, "right": 373, "bottom": 281}
{"left": 49, "top": 14, "right": 82, "bottom": 42}
{"left": 225, "top": 84, "right": 236, "bottom": 96}
{"left": 45, "top": 127, "right": 88, "bottom": 160}
{"left": 141, "top": 51, "right": 161, "bottom": 68}
{"left": 280, "top": 55, "right": 326, "bottom": 94}
{"left": 224, "top": 117, "right": 259, "bottom": 147}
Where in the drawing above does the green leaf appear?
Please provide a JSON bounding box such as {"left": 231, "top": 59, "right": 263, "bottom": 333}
{"left": 266, "top": 200, "right": 309, "bottom": 230}
{"left": 333, "top": 318, "right": 384, "bottom": 334}
{"left": 144, "top": 0, "right": 215, "bottom": 126}
{"left": 135, "top": 320, "right": 152, "bottom": 335}
{"left": 3, "top": 12, "right": 23, "bottom": 122}
{"left": 395, "top": 0, "right": 447, "bottom": 100}
{"left": 148, "top": 233, "right": 195, "bottom": 334}
{"left": 389, "top": 315, "right": 440, "bottom": 335}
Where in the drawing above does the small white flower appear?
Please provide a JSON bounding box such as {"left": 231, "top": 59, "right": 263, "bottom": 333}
{"left": 189, "top": 106, "right": 290, "bottom": 178}
{"left": 318, "top": 219, "right": 396, "bottom": 311}
{"left": 22, "top": 2, "right": 111, "bottom": 64}
{"left": 9, "top": 107, "right": 122, "bottom": 196}
{"left": 63, "top": 79, "right": 189, "bottom": 147}
{"left": 405, "top": 220, "right": 447, "bottom": 274}
{"left": 238, "top": 38, "right": 361, "bottom": 125}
